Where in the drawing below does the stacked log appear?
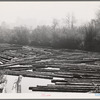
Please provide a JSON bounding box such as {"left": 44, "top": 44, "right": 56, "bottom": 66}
{"left": 1, "top": 44, "right": 100, "bottom": 93}
{"left": 29, "top": 84, "right": 97, "bottom": 93}
{"left": 2, "top": 70, "right": 53, "bottom": 79}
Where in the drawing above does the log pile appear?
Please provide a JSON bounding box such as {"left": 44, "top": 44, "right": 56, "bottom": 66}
{"left": 1, "top": 44, "right": 100, "bottom": 93}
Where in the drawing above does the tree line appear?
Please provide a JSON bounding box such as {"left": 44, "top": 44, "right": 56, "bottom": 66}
{"left": 0, "top": 11, "right": 100, "bottom": 52}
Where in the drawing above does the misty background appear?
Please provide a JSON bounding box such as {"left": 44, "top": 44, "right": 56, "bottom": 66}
{"left": 0, "top": 2, "right": 99, "bottom": 28}
{"left": 0, "top": 1, "right": 100, "bottom": 52}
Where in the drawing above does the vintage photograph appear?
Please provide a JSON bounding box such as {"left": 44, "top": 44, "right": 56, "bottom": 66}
{"left": 0, "top": 1, "right": 100, "bottom": 97}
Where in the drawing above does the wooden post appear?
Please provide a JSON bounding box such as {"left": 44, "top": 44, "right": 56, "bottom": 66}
{"left": 16, "top": 75, "right": 22, "bottom": 93}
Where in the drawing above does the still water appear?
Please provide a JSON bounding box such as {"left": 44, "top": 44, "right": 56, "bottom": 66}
{"left": 5, "top": 75, "right": 53, "bottom": 93}
{"left": 0, "top": 76, "right": 96, "bottom": 99}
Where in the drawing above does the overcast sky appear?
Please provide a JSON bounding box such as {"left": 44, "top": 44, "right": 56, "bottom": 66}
{"left": 0, "top": 1, "right": 100, "bottom": 28}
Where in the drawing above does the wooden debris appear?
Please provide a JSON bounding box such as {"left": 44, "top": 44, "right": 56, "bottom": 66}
{"left": 3, "top": 70, "right": 53, "bottom": 79}
{"left": 1, "top": 44, "right": 100, "bottom": 93}
{"left": 29, "top": 84, "right": 96, "bottom": 92}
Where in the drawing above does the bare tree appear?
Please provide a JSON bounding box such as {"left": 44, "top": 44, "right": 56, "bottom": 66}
{"left": 63, "top": 13, "right": 76, "bottom": 29}
{"left": 52, "top": 19, "right": 59, "bottom": 30}
{"left": 71, "top": 14, "right": 76, "bottom": 29}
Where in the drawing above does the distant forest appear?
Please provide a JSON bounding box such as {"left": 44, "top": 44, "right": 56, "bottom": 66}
{"left": 1, "top": 9, "right": 100, "bottom": 52}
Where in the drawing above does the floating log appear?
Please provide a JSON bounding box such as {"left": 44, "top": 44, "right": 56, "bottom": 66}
{"left": 51, "top": 79, "right": 100, "bottom": 85}
{"left": 0, "top": 63, "right": 18, "bottom": 69}
{"left": 60, "top": 67, "right": 97, "bottom": 71}
{"left": 54, "top": 71, "right": 100, "bottom": 78}
{"left": 29, "top": 88, "right": 92, "bottom": 92}
{"left": 46, "top": 84, "right": 96, "bottom": 88}
{"left": 32, "top": 64, "right": 48, "bottom": 68}
{"left": 43, "top": 72, "right": 100, "bottom": 79}
{"left": 55, "top": 82, "right": 96, "bottom": 86}
{"left": 32, "top": 71, "right": 74, "bottom": 78}
{"left": 64, "top": 78, "right": 100, "bottom": 84}
{"left": 0, "top": 62, "right": 47, "bottom": 70}
{"left": 29, "top": 84, "right": 96, "bottom": 92}
{"left": 0, "top": 57, "right": 9, "bottom": 62}
{"left": 61, "top": 64, "right": 100, "bottom": 70}
{"left": 32, "top": 71, "right": 100, "bottom": 79}
{"left": 51, "top": 79, "right": 68, "bottom": 83}
{"left": 1, "top": 47, "right": 22, "bottom": 52}
{"left": 0, "top": 61, "right": 35, "bottom": 69}
{"left": 0, "top": 54, "right": 12, "bottom": 60}
{"left": 60, "top": 70, "right": 100, "bottom": 75}
{"left": 35, "top": 68, "right": 59, "bottom": 72}
{"left": 53, "top": 58, "right": 100, "bottom": 64}
{"left": 35, "top": 63, "right": 100, "bottom": 70}
{"left": 3, "top": 70, "right": 53, "bottom": 79}
{"left": 4, "top": 66, "right": 33, "bottom": 71}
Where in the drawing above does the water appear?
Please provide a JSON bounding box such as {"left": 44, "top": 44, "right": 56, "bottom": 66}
{"left": 1, "top": 76, "right": 96, "bottom": 99}
{"left": 4, "top": 75, "right": 53, "bottom": 93}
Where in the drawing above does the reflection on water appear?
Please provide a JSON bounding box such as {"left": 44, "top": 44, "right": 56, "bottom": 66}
{"left": 5, "top": 75, "right": 53, "bottom": 93}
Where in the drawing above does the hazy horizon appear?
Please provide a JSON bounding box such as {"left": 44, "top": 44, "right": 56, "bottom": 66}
{"left": 0, "top": 1, "right": 100, "bottom": 29}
